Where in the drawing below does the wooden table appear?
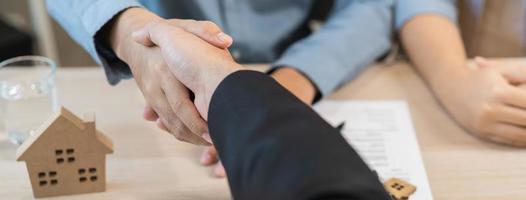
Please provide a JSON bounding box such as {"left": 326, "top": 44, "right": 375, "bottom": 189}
{"left": 1, "top": 62, "right": 525, "bottom": 199}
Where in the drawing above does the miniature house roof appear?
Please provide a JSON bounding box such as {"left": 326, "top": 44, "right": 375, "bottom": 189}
{"left": 16, "top": 107, "right": 113, "bottom": 161}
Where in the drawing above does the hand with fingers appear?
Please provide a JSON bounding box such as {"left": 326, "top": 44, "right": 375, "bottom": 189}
{"left": 433, "top": 56, "right": 526, "bottom": 147}
{"left": 109, "top": 8, "right": 233, "bottom": 145}
{"left": 131, "top": 18, "right": 243, "bottom": 117}
{"left": 144, "top": 106, "right": 226, "bottom": 177}
{"left": 129, "top": 17, "right": 243, "bottom": 178}
{"left": 115, "top": 8, "right": 319, "bottom": 178}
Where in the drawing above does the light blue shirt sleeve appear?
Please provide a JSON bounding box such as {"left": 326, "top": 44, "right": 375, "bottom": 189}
{"left": 274, "top": 0, "right": 394, "bottom": 95}
{"left": 395, "top": 0, "right": 458, "bottom": 29}
{"left": 46, "top": 0, "right": 142, "bottom": 85}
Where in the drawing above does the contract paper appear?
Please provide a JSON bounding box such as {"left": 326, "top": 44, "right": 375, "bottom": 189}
{"left": 314, "top": 101, "right": 433, "bottom": 200}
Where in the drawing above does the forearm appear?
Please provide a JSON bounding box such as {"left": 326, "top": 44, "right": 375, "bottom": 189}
{"left": 209, "top": 71, "right": 390, "bottom": 199}
{"left": 400, "top": 14, "right": 469, "bottom": 87}
{"left": 275, "top": 0, "right": 392, "bottom": 95}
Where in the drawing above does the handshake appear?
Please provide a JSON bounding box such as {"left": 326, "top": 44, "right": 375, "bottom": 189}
{"left": 109, "top": 10, "right": 393, "bottom": 198}
{"left": 132, "top": 19, "right": 242, "bottom": 143}
{"left": 111, "top": 8, "right": 248, "bottom": 176}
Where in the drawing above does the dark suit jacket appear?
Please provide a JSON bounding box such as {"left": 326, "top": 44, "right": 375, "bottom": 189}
{"left": 208, "top": 71, "right": 391, "bottom": 200}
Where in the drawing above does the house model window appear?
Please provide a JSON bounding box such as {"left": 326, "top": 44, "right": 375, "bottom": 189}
{"left": 55, "top": 148, "right": 76, "bottom": 164}
{"left": 78, "top": 167, "right": 98, "bottom": 183}
{"left": 37, "top": 171, "right": 58, "bottom": 186}
{"left": 16, "top": 107, "right": 113, "bottom": 198}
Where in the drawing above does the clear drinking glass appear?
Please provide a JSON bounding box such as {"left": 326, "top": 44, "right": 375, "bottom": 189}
{"left": 0, "top": 56, "right": 58, "bottom": 145}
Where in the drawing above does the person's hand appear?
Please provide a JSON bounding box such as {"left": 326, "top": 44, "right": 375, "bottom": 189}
{"left": 430, "top": 57, "right": 526, "bottom": 147}
{"left": 109, "top": 8, "right": 233, "bottom": 145}
{"left": 132, "top": 19, "right": 243, "bottom": 120}
{"left": 144, "top": 106, "right": 227, "bottom": 177}
{"left": 132, "top": 17, "right": 319, "bottom": 177}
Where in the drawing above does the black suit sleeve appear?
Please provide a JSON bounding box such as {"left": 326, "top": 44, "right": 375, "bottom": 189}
{"left": 208, "top": 71, "right": 391, "bottom": 200}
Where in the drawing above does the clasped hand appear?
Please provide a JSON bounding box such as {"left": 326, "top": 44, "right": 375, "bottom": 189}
{"left": 432, "top": 57, "right": 526, "bottom": 147}
{"left": 111, "top": 8, "right": 319, "bottom": 177}
{"left": 132, "top": 20, "right": 242, "bottom": 122}
{"left": 111, "top": 8, "right": 239, "bottom": 147}
{"left": 110, "top": 8, "right": 254, "bottom": 177}
{"left": 134, "top": 19, "right": 242, "bottom": 177}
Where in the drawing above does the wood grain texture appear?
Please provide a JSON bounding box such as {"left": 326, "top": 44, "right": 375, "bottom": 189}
{"left": 1, "top": 62, "right": 525, "bottom": 199}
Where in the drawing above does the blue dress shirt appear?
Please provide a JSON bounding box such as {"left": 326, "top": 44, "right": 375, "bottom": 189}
{"left": 46, "top": 0, "right": 456, "bottom": 95}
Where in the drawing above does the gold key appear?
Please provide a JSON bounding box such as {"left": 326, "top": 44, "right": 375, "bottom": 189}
{"left": 383, "top": 178, "right": 416, "bottom": 200}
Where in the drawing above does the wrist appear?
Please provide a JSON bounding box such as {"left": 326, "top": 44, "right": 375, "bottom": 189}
{"left": 271, "top": 67, "right": 316, "bottom": 104}
{"left": 198, "top": 61, "right": 243, "bottom": 118}
{"left": 415, "top": 55, "right": 468, "bottom": 85}
{"left": 109, "top": 7, "right": 161, "bottom": 62}
{"left": 205, "top": 61, "right": 244, "bottom": 95}
{"left": 427, "top": 63, "right": 472, "bottom": 93}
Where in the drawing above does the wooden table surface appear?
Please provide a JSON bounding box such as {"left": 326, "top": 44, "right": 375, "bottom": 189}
{"left": 1, "top": 62, "right": 525, "bottom": 200}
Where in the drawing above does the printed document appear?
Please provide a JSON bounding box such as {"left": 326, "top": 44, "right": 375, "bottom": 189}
{"left": 315, "top": 101, "right": 433, "bottom": 200}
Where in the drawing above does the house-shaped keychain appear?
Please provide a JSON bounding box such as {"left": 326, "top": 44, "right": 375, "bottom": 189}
{"left": 16, "top": 107, "right": 113, "bottom": 198}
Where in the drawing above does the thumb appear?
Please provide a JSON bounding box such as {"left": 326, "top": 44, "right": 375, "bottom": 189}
{"left": 132, "top": 21, "right": 171, "bottom": 47}
{"left": 132, "top": 21, "right": 189, "bottom": 52}
{"left": 476, "top": 57, "right": 526, "bottom": 84}
{"left": 143, "top": 105, "right": 159, "bottom": 121}
{"left": 132, "top": 26, "right": 155, "bottom": 47}
{"left": 474, "top": 56, "right": 495, "bottom": 68}
{"left": 500, "top": 62, "right": 526, "bottom": 85}
{"left": 167, "top": 19, "right": 233, "bottom": 49}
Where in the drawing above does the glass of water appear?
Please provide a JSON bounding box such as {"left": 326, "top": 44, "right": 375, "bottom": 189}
{"left": 0, "top": 56, "right": 58, "bottom": 145}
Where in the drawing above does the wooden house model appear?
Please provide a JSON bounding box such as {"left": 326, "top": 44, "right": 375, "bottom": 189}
{"left": 16, "top": 107, "right": 113, "bottom": 198}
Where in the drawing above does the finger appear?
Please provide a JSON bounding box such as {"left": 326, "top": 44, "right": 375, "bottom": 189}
{"left": 202, "top": 133, "right": 212, "bottom": 144}
{"left": 495, "top": 105, "right": 526, "bottom": 127}
{"left": 131, "top": 21, "right": 159, "bottom": 47}
{"left": 143, "top": 105, "right": 159, "bottom": 121}
{"left": 140, "top": 83, "right": 182, "bottom": 135}
{"left": 157, "top": 116, "right": 190, "bottom": 143}
{"left": 200, "top": 146, "right": 219, "bottom": 165}
{"left": 156, "top": 118, "right": 169, "bottom": 132}
{"left": 133, "top": 21, "right": 196, "bottom": 53}
{"left": 474, "top": 56, "right": 495, "bottom": 68}
{"left": 161, "top": 72, "right": 210, "bottom": 144}
{"left": 499, "top": 63, "right": 526, "bottom": 85}
{"left": 153, "top": 96, "right": 184, "bottom": 135}
{"left": 168, "top": 19, "right": 233, "bottom": 49}
{"left": 132, "top": 21, "right": 192, "bottom": 49}
{"left": 150, "top": 91, "right": 198, "bottom": 144}
{"left": 213, "top": 161, "right": 226, "bottom": 178}
{"left": 503, "top": 86, "right": 526, "bottom": 109}
{"left": 165, "top": 97, "right": 210, "bottom": 145}
{"left": 486, "top": 123, "right": 526, "bottom": 147}
{"left": 156, "top": 107, "right": 208, "bottom": 145}
{"left": 475, "top": 57, "right": 526, "bottom": 84}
